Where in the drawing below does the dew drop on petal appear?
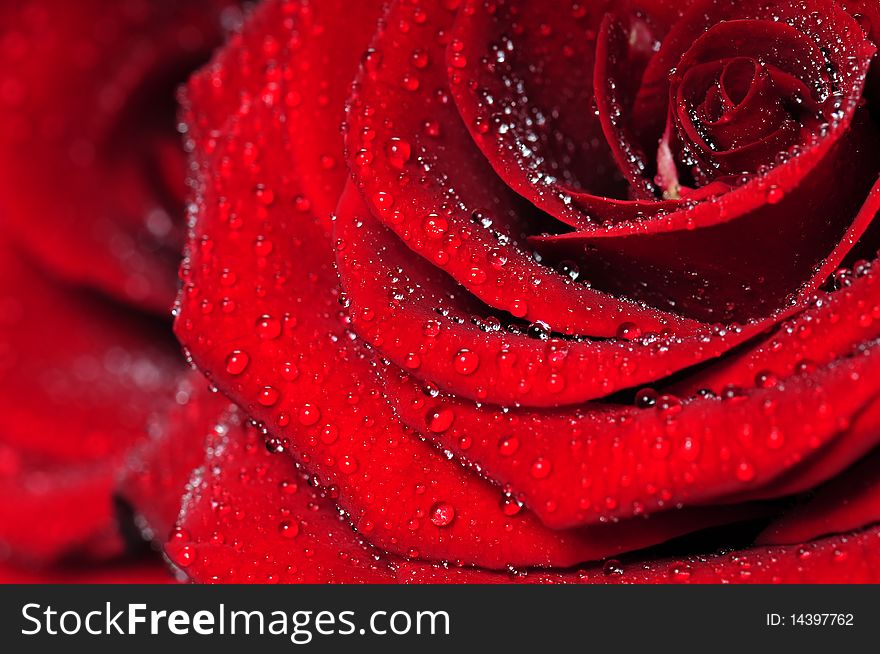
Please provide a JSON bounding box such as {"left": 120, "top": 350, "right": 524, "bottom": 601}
{"left": 386, "top": 137, "right": 412, "bottom": 168}
{"left": 258, "top": 386, "right": 280, "bottom": 406}
{"left": 298, "top": 403, "right": 321, "bottom": 426}
{"left": 530, "top": 457, "right": 552, "bottom": 479}
{"left": 225, "top": 350, "right": 250, "bottom": 375}
{"left": 339, "top": 455, "right": 359, "bottom": 475}
{"left": 429, "top": 501, "right": 456, "bottom": 527}
{"left": 426, "top": 407, "right": 454, "bottom": 433}
{"left": 499, "top": 494, "right": 523, "bottom": 516}
{"left": 422, "top": 320, "right": 441, "bottom": 338}
{"left": 453, "top": 349, "right": 479, "bottom": 375}
{"left": 256, "top": 314, "right": 282, "bottom": 340}
{"left": 498, "top": 435, "right": 520, "bottom": 456}
{"left": 766, "top": 185, "right": 784, "bottom": 204}
{"left": 736, "top": 461, "right": 756, "bottom": 482}
{"left": 423, "top": 213, "right": 449, "bottom": 238}
{"left": 278, "top": 520, "right": 299, "bottom": 539}
{"left": 616, "top": 321, "right": 642, "bottom": 340}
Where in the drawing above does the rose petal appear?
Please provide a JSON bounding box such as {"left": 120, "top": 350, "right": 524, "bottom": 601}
{"left": 120, "top": 374, "right": 235, "bottom": 544}
{"left": 164, "top": 386, "right": 767, "bottom": 582}
{"left": 335, "top": 183, "right": 766, "bottom": 406}
{"left": 386, "top": 339, "right": 880, "bottom": 528}
{"left": 532, "top": 128, "right": 880, "bottom": 322}
{"left": 757, "top": 448, "right": 880, "bottom": 546}
{"left": 448, "top": 1, "right": 686, "bottom": 219}
{"left": 345, "top": 0, "right": 701, "bottom": 337}
{"left": 0, "top": 238, "right": 179, "bottom": 563}
{"left": 399, "top": 525, "right": 880, "bottom": 583}
{"left": 0, "top": 0, "right": 238, "bottom": 311}
{"left": 676, "top": 260, "right": 880, "bottom": 395}
{"left": 166, "top": 398, "right": 396, "bottom": 584}
{"left": 0, "top": 559, "right": 177, "bottom": 584}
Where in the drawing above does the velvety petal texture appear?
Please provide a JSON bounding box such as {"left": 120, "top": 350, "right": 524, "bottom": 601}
{"left": 0, "top": 0, "right": 226, "bottom": 579}
{"left": 150, "top": 0, "right": 880, "bottom": 583}
{"left": 0, "top": 0, "right": 240, "bottom": 311}
{"left": 6, "top": 0, "right": 880, "bottom": 584}
{"left": 0, "top": 238, "right": 180, "bottom": 565}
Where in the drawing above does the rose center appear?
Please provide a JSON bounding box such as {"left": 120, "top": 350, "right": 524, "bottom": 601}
{"left": 660, "top": 20, "right": 831, "bottom": 191}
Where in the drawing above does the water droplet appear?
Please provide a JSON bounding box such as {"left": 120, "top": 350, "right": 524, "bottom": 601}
{"left": 253, "top": 236, "right": 274, "bottom": 257}
{"left": 258, "top": 386, "right": 279, "bottom": 407}
{"left": 429, "top": 501, "right": 456, "bottom": 527}
{"left": 298, "top": 403, "right": 321, "bottom": 426}
{"left": 278, "top": 520, "right": 299, "bottom": 539}
{"left": 766, "top": 427, "right": 785, "bottom": 449}
{"left": 766, "top": 185, "right": 783, "bottom": 204}
{"left": 423, "top": 119, "right": 441, "bottom": 137}
{"left": 256, "top": 315, "right": 282, "bottom": 340}
{"left": 281, "top": 362, "right": 300, "bottom": 381}
{"left": 546, "top": 374, "right": 566, "bottom": 393}
{"left": 603, "top": 559, "right": 624, "bottom": 576}
{"left": 527, "top": 321, "right": 551, "bottom": 340}
{"left": 168, "top": 543, "right": 197, "bottom": 568}
{"left": 363, "top": 48, "right": 383, "bottom": 72}
{"left": 254, "top": 184, "right": 275, "bottom": 206}
{"left": 488, "top": 248, "right": 508, "bottom": 269}
{"left": 422, "top": 320, "right": 441, "bottom": 338}
{"left": 530, "top": 457, "right": 552, "bottom": 479}
{"left": 410, "top": 49, "right": 430, "bottom": 69}
{"left": 372, "top": 191, "right": 395, "bottom": 215}
{"left": 320, "top": 425, "right": 339, "bottom": 445}
{"left": 736, "top": 461, "right": 756, "bottom": 482}
{"left": 468, "top": 267, "right": 488, "bottom": 285}
{"left": 426, "top": 407, "right": 454, "bottom": 433}
{"left": 656, "top": 394, "right": 682, "bottom": 418}
{"left": 355, "top": 148, "right": 373, "bottom": 167}
{"left": 668, "top": 563, "right": 692, "bottom": 582}
{"left": 386, "top": 137, "right": 412, "bottom": 169}
{"left": 499, "top": 494, "right": 523, "bottom": 516}
{"left": 423, "top": 213, "right": 449, "bottom": 238}
{"left": 498, "top": 435, "right": 520, "bottom": 456}
{"left": 401, "top": 73, "right": 420, "bottom": 91}
{"left": 453, "top": 349, "right": 479, "bottom": 375}
{"left": 510, "top": 299, "right": 528, "bottom": 318}
{"left": 755, "top": 370, "right": 778, "bottom": 388}
{"left": 225, "top": 350, "right": 250, "bottom": 375}
{"left": 339, "top": 455, "right": 359, "bottom": 474}
{"left": 616, "top": 321, "right": 642, "bottom": 340}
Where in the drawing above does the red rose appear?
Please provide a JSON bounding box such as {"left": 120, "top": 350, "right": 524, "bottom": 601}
{"left": 4, "top": 0, "right": 880, "bottom": 584}
{"left": 0, "top": 0, "right": 240, "bottom": 311}
{"left": 160, "top": 0, "right": 880, "bottom": 582}
{"left": 0, "top": 0, "right": 237, "bottom": 581}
